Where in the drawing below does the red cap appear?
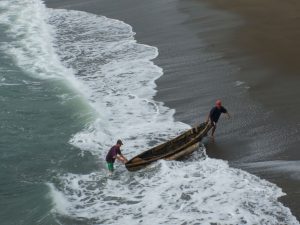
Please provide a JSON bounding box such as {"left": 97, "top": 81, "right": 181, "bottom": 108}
{"left": 216, "top": 100, "right": 222, "bottom": 106}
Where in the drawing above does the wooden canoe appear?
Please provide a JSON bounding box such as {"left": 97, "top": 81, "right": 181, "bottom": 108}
{"left": 125, "top": 122, "right": 212, "bottom": 171}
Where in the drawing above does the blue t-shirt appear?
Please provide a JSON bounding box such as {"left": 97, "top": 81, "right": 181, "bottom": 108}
{"left": 209, "top": 106, "right": 227, "bottom": 123}
{"left": 106, "top": 145, "right": 121, "bottom": 163}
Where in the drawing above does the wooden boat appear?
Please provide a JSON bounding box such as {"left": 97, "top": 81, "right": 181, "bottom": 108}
{"left": 125, "top": 122, "right": 212, "bottom": 171}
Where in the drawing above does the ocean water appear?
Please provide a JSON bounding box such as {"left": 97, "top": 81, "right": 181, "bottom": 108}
{"left": 0, "top": 0, "right": 299, "bottom": 225}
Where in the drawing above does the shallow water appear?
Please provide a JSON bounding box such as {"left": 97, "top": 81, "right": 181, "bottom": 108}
{"left": 0, "top": 0, "right": 299, "bottom": 224}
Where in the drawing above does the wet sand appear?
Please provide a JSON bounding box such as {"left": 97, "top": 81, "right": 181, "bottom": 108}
{"left": 200, "top": 0, "right": 300, "bottom": 121}
{"left": 46, "top": 0, "right": 300, "bottom": 220}
{"left": 203, "top": 0, "right": 300, "bottom": 74}
{"left": 196, "top": 0, "right": 300, "bottom": 217}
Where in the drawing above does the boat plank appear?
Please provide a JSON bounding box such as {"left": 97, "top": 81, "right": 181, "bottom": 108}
{"left": 125, "top": 122, "right": 212, "bottom": 171}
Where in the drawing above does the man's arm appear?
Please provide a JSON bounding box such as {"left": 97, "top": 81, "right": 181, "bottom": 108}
{"left": 222, "top": 107, "right": 230, "bottom": 119}
{"left": 116, "top": 154, "right": 128, "bottom": 163}
{"left": 206, "top": 114, "right": 210, "bottom": 123}
{"left": 225, "top": 112, "right": 230, "bottom": 119}
{"left": 120, "top": 154, "right": 128, "bottom": 163}
{"left": 206, "top": 108, "right": 214, "bottom": 123}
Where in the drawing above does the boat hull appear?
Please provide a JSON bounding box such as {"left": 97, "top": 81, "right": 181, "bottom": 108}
{"left": 125, "top": 122, "right": 211, "bottom": 171}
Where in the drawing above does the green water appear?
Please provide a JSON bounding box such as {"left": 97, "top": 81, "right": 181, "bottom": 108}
{"left": 0, "top": 55, "right": 98, "bottom": 224}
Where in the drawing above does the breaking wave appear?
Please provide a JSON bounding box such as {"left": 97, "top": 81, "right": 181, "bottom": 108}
{"left": 0, "top": 0, "right": 299, "bottom": 224}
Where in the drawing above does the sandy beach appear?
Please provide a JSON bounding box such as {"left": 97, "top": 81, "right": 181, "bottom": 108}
{"left": 46, "top": 0, "right": 300, "bottom": 220}
{"left": 204, "top": 0, "right": 300, "bottom": 73}
{"left": 200, "top": 0, "right": 300, "bottom": 122}
{"left": 195, "top": 0, "right": 300, "bottom": 216}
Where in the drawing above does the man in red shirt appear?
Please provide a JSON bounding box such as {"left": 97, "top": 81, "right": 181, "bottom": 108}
{"left": 105, "top": 140, "right": 128, "bottom": 175}
{"left": 206, "top": 100, "right": 230, "bottom": 138}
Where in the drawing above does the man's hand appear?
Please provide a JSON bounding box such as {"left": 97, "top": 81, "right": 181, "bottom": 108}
{"left": 226, "top": 113, "right": 231, "bottom": 119}
{"left": 117, "top": 155, "right": 128, "bottom": 164}
{"left": 122, "top": 155, "right": 129, "bottom": 163}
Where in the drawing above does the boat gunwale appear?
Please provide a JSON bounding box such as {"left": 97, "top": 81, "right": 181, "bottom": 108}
{"left": 125, "top": 122, "right": 211, "bottom": 170}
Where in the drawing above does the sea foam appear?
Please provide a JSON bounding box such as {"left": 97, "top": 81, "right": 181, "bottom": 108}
{"left": 48, "top": 155, "right": 299, "bottom": 225}
{"left": 1, "top": 0, "right": 299, "bottom": 224}
{"left": 48, "top": 8, "right": 189, "bottom": 155}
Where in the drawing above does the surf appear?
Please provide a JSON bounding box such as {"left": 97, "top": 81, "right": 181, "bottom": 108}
{"left": 1, "top": 0, "right": 299, "bottom": 224}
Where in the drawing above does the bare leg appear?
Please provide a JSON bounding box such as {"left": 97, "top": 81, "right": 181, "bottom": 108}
{"left": 211, "top": 124, "right": 216, "bottom": 138}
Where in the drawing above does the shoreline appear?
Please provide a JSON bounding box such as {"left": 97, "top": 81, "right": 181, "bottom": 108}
{"left": 199, "top": 0, "right": 300, "bottom": 123}
{"left": 45, "top": 0, "right": 300, "bottom": 220}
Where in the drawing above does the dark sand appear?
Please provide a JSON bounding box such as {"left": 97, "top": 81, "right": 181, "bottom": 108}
{"left": 200, "top": 0, "right": 300, "bottom": 121}
{"left": 203, "top": 0, "right": 300, "bottom": 74}
{"left": 196, "top": 0, "right": 300, "bottom": 217}
{"left": 46, "top": 0, "right": 300, "bottom": 220}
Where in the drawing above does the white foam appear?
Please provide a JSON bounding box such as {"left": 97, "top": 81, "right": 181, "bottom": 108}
{"left": 235, "top": 80, "right": 245, "bottom": 86}
{"left": 47, "top": 8, "right": 189, "bottom": 155}
{"left": 47, "top": 183, "right": 72, "bottom": 216}
{"left": 0, "top": 0, "right": 97, "bottom": 113}
{"left": 46, "top": 9, "right": 299, "bottom": 223}
{"left": 2, "top": 1, "right": 299, "bottom": 224}
{"left": 0, "top": 0, "right": 64, "bottom": 79}
{"left": 49, "top": 155, "right": 299, "bottom": 225}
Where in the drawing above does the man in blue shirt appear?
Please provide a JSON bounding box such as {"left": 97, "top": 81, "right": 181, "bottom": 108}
{"left": 105, "top": 139, "right": 128, "bottom": 174}
{"left": 206, "top": 100, "right": 230, "bottom": 138}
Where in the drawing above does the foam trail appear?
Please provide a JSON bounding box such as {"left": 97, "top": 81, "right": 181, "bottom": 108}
{"left": 0, "top": 0, "right": 100, "bottom": 113}
{"left": 1, "top": 0, "right": 299, "bottom": 224}
{"left": 47, "top": 8, "right": 189, "bottom": 155}
{"left": 46, "top": 8, "right": 300, "bottom": 224}
{"left": 0, "top": 0, "right": 66, "bottom": 79}
{"left": 48, "top": 155, "right": 299, "bottom": 225}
